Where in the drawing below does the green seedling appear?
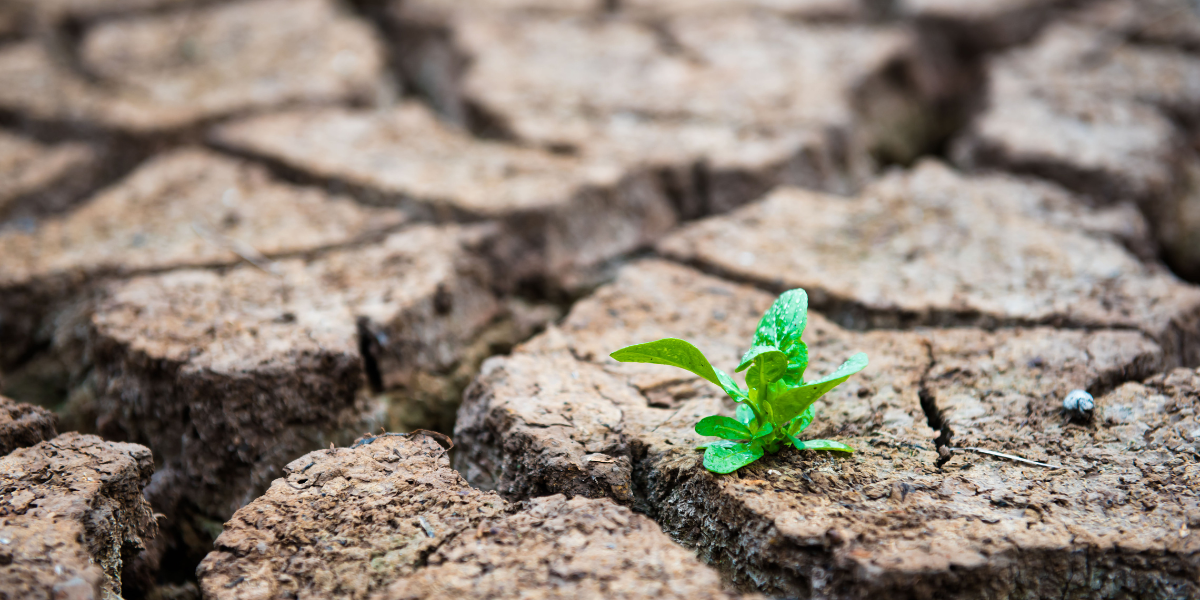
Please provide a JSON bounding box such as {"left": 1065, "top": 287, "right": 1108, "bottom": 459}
{"left": 610, "top": 289, "right": 867, "bottom": 474}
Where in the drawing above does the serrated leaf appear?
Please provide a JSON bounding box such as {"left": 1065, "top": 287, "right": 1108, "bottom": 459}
{"left": 735, "top": 404, "right": 755, "bottom": 426}
{"left": 771, "top": 353, "right": 868, "bottom": 423}
{"left": 789, "top": 437, "right": 855, "bottom": 453}
{"left": 788, "top": 406, "right": 815, "bottom": 435}
{"left": 695, "top": 416, "right": 752, "bottom": 440}
{"left": 753, "top": 289, "right": 808, "bottom": 352}
{"left": 611, "top": 339, "right": 745, "bottom": 401}
{"left": 703, "top": 441, "right": 764, "bottom": 474}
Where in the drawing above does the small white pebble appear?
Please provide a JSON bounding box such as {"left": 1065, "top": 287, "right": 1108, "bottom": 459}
{"left": 1063, "top": 389, "right": 1094, "bottom": 417}
{"left": 768, "top": 469, "right": 782, "bottom": 476}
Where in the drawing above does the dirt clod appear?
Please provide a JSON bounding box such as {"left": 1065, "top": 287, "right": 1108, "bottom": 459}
{"left": 0, "top": 432, "right": 156, "bottom": 600}
{"left": 0, "top": 395, "right": 57, "bottom": 457}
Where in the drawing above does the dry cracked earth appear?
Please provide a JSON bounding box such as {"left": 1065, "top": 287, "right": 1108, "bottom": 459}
{"left": 0, "top": 0, "right": 1198, "bottom": 599}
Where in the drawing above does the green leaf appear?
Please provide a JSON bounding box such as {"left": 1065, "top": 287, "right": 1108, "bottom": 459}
{"left": 770, "top": 353, "right": 868, "bottom": 423}
{"left": 753, "top": 289, "right": 808, "bottom": 353}
{"left": 788, "top": 406, "right": 815, "bottom": 435}
{"left": 752, "top": 421, "right": 774, "bottom": 439}
{"left": 735, "top": 404, "right": 755, "bottom": 426}
{"left": 789, "top": 437, "right": 855, "bottom": 453}
{"left": 703, "top": 441, "right": 764, "bottom": 474}
{"left": 781, "top": 342, "right": 809, "bottom": 386}
{"left": 739, "top": 346, "right": 788, "bottom": 392}
{"left": 736, "top": 345, "right": 787, "bottom": 374}
{"left": 611, "top": 339, "right": 745, "bottom": 400}
{"left": 695, "top": 416, "right": 752, "bottom": 440}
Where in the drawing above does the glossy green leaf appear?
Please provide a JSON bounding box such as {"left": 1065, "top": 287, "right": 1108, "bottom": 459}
{"left": 788, "top": 406, "right": 815, "bottom": 435}
{"left": 715, "top": 368, "right": 748, "bottom": 402}
{"left": 789, "top": 437, "right": 855, "bottom": 453}
{"left": 752, "top": 421, "right": 774, "bottom": 439}
{"left": 753, "top": 289, "right": 808, "bottom": 351}
{"left": 703, "top": 441, "right": 765, "bottom": 474}
{"left": 781, "top": 342, "right": 809, "bottom": 386}
{"left": 736, "top": 345, "right": 787, "bottom": 373}
{"left": 611, "top": 339, "right": 745, "bottom": 400}
{"left": 740, "top": 347, "right": 789, "bottom": 392}
{"left": 695, "top": 416, "right": 752, "bottom": 440}
{"left": 770, "top": 353, "right": 868, "bottom": 423}
{"left": 735, "top": 403, "right": 755, "bottom": 426}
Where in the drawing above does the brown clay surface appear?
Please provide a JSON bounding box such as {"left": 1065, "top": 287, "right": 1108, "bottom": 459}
{"left": 456, "top": 259, "right": 1196, "bottom": 598}
{"left": 211, "top": 103, "right": 675, "bottom": 287}
{"left": 86, "top": 224, "right": 501, "bottom": 524}
{"left": 0, "top": 395, "right": 57, "bottom": 457}
{"left": 659, "top": 161, "right": 1200, "bottom": 366}
{"left": 0, "top": 130, "right": 98, "bottom": 222}
{"left": 198, "top": 434, "right": 746, "bottom": 600}
{"left": 0, "top": 147, "right": 404, "bottom": 368}
{"left": 0, "top": 432, "right": 156, "bottom": 600}
{"left": 377, "top": 494, "right": 749, "bottom": 600}
{"left": 0, "top": 0, "right": 384, "bottom": 134}
{"left": 9, "top": 0, "right": 200, "bottom": 26}
{"left": 1069, "top": 0, "right": 1200, "bottom": 50}
{"left": 897, "top": 0, "right": 1071, "bottom": 50}
{"left": 196, "top": 434, "right": 508, "bottom": 600}
{"left": 391, "top": 6, "right": 929, "bottom": 212}
{"left": 952, "top": 17, "right": 1200, "bottom": 281}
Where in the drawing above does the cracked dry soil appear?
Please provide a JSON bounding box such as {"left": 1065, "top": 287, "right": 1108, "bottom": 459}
{"left": 0, "top": 0, "right": 1199, "bottom": 599}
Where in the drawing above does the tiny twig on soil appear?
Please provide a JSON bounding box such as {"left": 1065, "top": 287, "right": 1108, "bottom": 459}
{"left": 192, "top": 222, "right": 281, "bottom": 275}
{"left": 958, "top": 447, "right": 1066, "bottom": 470}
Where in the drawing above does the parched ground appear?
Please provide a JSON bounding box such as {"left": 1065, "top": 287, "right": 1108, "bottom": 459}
{"left": 0, "top": 0, "right": 1198, "bottom": 599}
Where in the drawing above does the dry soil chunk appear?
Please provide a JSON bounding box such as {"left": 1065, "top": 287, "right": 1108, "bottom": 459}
{"left": 1069, "top": 0, "right": 1200, "bottom": 51}
{"left": 0, "top": 0, "right": 384, "bottom": 134}
{"left": 457, "top": 259, "right": 1193, "bottom": 598}
{"left": 87, "top": 224, "right": 501, "bottom": 523}
{"left": 378, "top": 494, "right": 746, "bottom": 600}
{"left": 211, "top": 103, "right": 675, "bottom": 286}
{"left": 897, "top": 0, "right": 1072, "bottom": 50}
{"left": 953, "top": 22, "right": 1200, "bottom": 281}
{"left": 398, "top": 9, "right": 924, "bottom": 210}
{"left": 659, "top": 160, "right": 1200, "bottom": 366}
{"left": 196, "top": 434, "right": 508, "bottom": 600}
{"left": 0, "top": 147, "right": 403, "bottom": 367}
{"left": 198, "top": 434, "right": 744, "bottom": 600}
{"left": 0, "top": 131, "right": 98, "bottom": 222}
{"left": 10, "top": 0, "right": 199, "bottom": 25}
{"left": 0, "top": 395, "right": 56, "bottom": 457}
{"left": 0, "top": 433, "right": 156, "bottom": 600}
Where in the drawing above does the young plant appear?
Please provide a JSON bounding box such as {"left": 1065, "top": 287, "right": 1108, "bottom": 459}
{"left": 610, "top": 289, "right": 867, "bottom": 474}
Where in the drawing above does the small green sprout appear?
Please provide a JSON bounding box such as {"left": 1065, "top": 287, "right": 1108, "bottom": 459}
{"left": 610, "top": 289, "right": 867, "bottom": 474}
